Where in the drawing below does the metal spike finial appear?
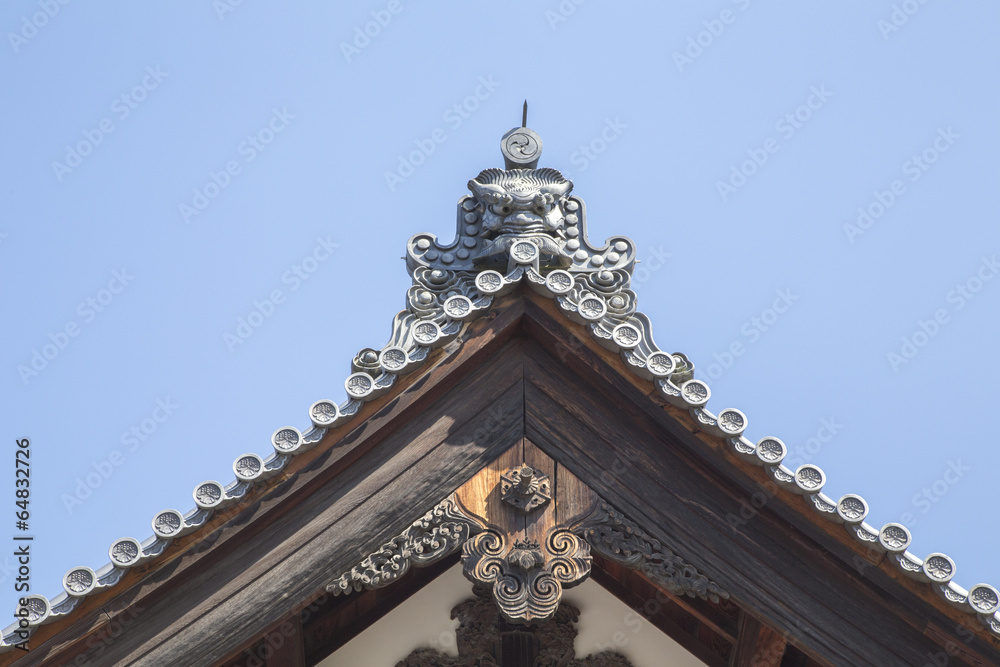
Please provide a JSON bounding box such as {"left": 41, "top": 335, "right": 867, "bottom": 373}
{"left": 501, "top": 102, "right": 542, "bottom": 170}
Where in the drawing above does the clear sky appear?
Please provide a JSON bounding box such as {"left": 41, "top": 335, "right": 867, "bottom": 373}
{"left": 2, "top": 0, "right": 999, "bottom": 637}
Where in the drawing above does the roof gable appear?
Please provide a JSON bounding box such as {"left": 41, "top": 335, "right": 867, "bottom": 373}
{"left": 6, "top": 126, "right": 1000, "bottom": 666}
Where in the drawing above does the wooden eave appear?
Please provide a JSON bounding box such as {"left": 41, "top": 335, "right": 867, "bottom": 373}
{"left": 7, "top": 289, "right": 1000, "bottom": 667}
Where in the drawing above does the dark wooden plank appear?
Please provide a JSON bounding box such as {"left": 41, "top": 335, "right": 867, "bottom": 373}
{"left": 522, "top": 292, "right": 1000, "bottom": 663}
{"left": 265, "top": 614, "right": 305, "bottom": 667}
{"left": 590, "top": 557, "right": 732, "bottom": 667}
{"left": 300, "top": 553, "right": 460, "bottom": 664}
{"left": 521, "top": 343, "right": 946, "bottom": 666}
{"left": 731, "top": 611, "right": 786, "bottom": 667}
{"left": 28, "top": 346, "right": 525, "bottom": 666}
{"left": 3, "top": 297, "right": 528, "bottom": 667}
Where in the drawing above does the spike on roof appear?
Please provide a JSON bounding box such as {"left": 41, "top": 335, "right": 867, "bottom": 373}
{"left": 6, "top": 126, "right": 1000, "bottom": 650}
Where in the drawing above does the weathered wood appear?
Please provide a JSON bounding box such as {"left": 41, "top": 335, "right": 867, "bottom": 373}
{"left": 554, "top": 461, "right": 597, "bottom": 528}
{"left": 17, "top": 338, "right": 525, "bottom": 667}
{"left": 731, "top": 611, "right": 786, "bottom": 667}
{"left": 517, "top": 294, "right": 1000, "bottom": 665}
{"left": 455, "top": 439, "right": 523, "bottom": 532}
{"left": 300, "top": 553, "right": 460, "bottom": 665}
{"left": 2, "top": 296, "right": 528, "bottom": 667}
{"left": 521, "top": 439, "right": 556, "bottom": 549}
{"left": 520, "top": 336, "right": 956, "bottom": 666}
{"left": 590, "top": 557, "right": 732, "bottom": 667}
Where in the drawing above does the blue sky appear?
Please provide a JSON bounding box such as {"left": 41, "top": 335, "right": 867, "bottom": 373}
{"left": 2, "top": 0, "right": 999, "bottom": 634}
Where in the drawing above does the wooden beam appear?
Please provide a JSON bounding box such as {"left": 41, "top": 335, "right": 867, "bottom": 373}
{"left": 590, "top": 557, "right": 734, "bottom": 667}
{"left": 731, "top": 611, "right": 786, "bottom": 667}
{"left": 14, "top": 339, "right": 526, "bottom": 666}
{"left": 517, "top": 320, "right": 977, "bottom": 666}
{"left": 265, "top": 615, "right": 305, "bottom": 667}
{"left": 1, "top": 295, "right": 527, "bottom": 667}
{"left": 300, "top": 554, "right": 460, "bottom": 665}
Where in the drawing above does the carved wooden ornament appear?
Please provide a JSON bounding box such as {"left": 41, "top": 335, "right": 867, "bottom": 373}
{"left": 326, "top": 446, "right": 728, "bottom": 626}
{"left": 500, "top": 464, "right": 551, "bottom": 513}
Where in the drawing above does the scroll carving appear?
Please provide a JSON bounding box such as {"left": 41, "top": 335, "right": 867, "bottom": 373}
{"left": 461, "top": 529, "right": 592, "bottom": 624}
{"left": 326, "top": 496, "right": 482, "bottom": 595}
{"left": 572, "top": 502, "right": 729, "bottom": 603}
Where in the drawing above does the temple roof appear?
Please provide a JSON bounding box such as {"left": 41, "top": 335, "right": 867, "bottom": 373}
{"left": 6, "top": 125, "right": 1000, "bottom": 665}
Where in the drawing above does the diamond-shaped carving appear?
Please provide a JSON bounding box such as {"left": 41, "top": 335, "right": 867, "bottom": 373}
{"left": 500, "top": 464, "right": 551, "bottom": 513}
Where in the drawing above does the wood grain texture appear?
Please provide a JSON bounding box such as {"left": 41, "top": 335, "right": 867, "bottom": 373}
{"left": 554, "top": 461, "right": 597, "bottom": 528}
{"left": 13, "top": 335, "right": 525, "bottom": 667}
{"left": 731, "top": 611, "right": 786, "bottom": 667}
{"left": 455, "top": 440, "right": 523, "bottom": 534}
{"left": 521, "top": 439, "right": 556, "bottom": 549}
{"left": 590, "top": 556, "right": 733, "bottom": 667}
{"left": 517, "top": 292, "right": 1000, "bottom": 666}
{"left": 520, "top": 335, "right": 968, "bottom": 666}
{"left": 1, "top": 296, "right": 528, "bottom": 667}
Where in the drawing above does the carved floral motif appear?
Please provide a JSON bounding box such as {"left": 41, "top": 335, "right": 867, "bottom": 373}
{"left": 327, "top": 497, "right": 483, "bottom": 595}
{"left": 500, "top": 464, "right": 551, "bottom": 513}
{"left": 572, "top": 502, "right": 729, "bottom": 603}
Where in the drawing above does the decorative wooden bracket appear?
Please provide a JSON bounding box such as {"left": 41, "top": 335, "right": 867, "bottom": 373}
{"left": 462, "top": 528, "right": 591, "bottom": 623}
{"left": 326, "top": 442, "right": 728, "bottom": 625}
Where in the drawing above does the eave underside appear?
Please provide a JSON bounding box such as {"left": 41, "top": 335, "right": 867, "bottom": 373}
{"left": 10, "top": 294, "right": 1000, "bottom": 667}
